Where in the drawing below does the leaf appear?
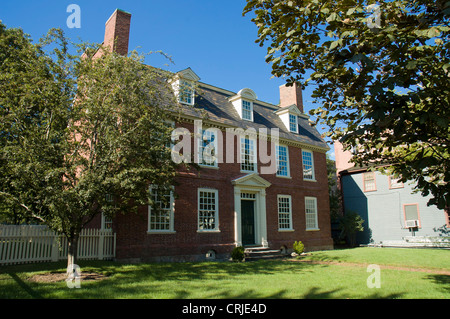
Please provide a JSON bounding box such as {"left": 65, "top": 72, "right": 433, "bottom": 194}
{"left": 406, "top": 60, "right": 417, "bottom": 70}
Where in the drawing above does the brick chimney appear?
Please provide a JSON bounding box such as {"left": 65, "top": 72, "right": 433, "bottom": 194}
{"left": 279, "top": 82, "right": 303, "bottom": 113}
{"left": 103, "top": 9, "right": 131, "bottom": 56}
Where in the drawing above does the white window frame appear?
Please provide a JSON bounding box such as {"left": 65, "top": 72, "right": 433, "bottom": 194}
{"left": 198, "top": 128, "right": 218, "bottom": 168}
{"left": 276, "top": 144, "right": 290, "bottom": 178}
{"left": 147, "top": 185, "right": 175, "bottom": 233}
{"left": 178, "top": 80, "right": 195, "bottom": 105}
{"left": 289, "top": 113, "right": 298, "bottom": 133}
{"left": 363, "top": 172, "right": 377, "bottom": 192}
{"left": 198, "top": 188, "right": 219, "bottom": 232}
{"left": 305, "top": 197, "right": 319, "bottom": 230}
{"left": 240, "top": 136, "right": 257, "bottom": 173}
{"left": 242, "top": 99, "right": 253, "bottom": 122}
{"left": 278, "top": 195, "right": 293, "bottom": 231}
{"left": 302, "top": 150, "right": 315, "bottom": 181}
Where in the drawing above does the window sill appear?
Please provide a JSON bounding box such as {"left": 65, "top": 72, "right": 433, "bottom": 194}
{"left": 278, "top": 229, "right": 295, "bottom": 232}
{"left": 147, "top": 230, "right": 176, "bottom": 234}
{"left": 306, "top": 228, "right": 320, "bottom": 232}
{"left": 197, "top": 230, "right": 221, "bottom": 233}
{"left": 276, "top": 175, "right": 292, "bottom": 179}
{"left": 304, "top": 179, "right": 317, "bottom": 182}
{"left": 199, "top": 164, "right": 219, "bottom": 169}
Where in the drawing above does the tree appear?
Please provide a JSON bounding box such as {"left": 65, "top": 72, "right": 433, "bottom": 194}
{"left": 244, "top": 0, "right": 450, "bottom": 209}
{"left": 0, "top": 23, "right": 181, "bottom": 269}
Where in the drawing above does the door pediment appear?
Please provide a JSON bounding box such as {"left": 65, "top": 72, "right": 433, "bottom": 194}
{"left": 231, "top": 173, "right": 271, "bottom": 189}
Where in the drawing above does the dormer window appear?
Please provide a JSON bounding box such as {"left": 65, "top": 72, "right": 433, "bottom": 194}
{"left": 170, "top": 68, "right": 200, "bottom": 106}
{"left": 229, "top": 88, "right": 257, "bottom": 122}
{"left": 242, "top": 100, "right": 253, "bottom": 121}
{"left": 274, "top": 104, "right": 303, "bottom": 134}
{"left": 289, "top": 114, "right": 298, "bottom": 133}
{"left": 179, "top": 80, "right": 194, "bottom": 105}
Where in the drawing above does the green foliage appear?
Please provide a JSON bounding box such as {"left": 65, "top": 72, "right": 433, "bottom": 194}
{"left": 0, "top": 22, "right": 183, "bottom": 263}
{"left": 339, "top": 211, "right": 365, "bottom": 247}
{"left": 244, "top": 0, "right": 450, "bottom": 209}
{"left": 231, "top": 246, "right": 245, "bottom": 262}
{"left": 293, "top": 241, "right": 305, "bottom": 255}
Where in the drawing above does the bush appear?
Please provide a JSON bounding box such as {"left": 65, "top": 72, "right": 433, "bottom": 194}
{"left": 339, "top": 211, "right": 365, "bottom": 247}
{"left": 231, "top": 246, "right": 245, "bottom": 262}
{"left": 293, "top": 241, "right": 305, "bottom": 255}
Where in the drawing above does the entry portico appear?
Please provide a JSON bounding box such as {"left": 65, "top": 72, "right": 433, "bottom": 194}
{"left": 232, "top": 173, "right": 271, "bottom": 248}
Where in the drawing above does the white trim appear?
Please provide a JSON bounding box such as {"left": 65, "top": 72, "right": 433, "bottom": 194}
{"left": 277, "top": 195, "right": 294, "bottom": 231}
{"left": 197, "top": 188, "right": 219, "bottom": 232}
{"left": 305, "top": 196, "right": 319, "bottom": 231}
{"left": 147, "top": 185, "right": 175, "bottom": 233}
{"left": 232, "top": 174, "right": 270, "bottom": 247}
{"left": 240, "top": 136, "right": 258, "bottom": 173}
{"left": 302, "top": 149, "right": 315, "bottom": 181}
{"left": 276, "top": 144, "right": 291, "bottom": 178}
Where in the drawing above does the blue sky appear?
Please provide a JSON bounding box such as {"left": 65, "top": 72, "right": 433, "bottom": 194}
{"left": 1, "top": 0, "right": 334, "bottom": 158}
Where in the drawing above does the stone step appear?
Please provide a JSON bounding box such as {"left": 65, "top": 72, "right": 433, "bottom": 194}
{"left": 244, "top": 246, "right": 289, "bottom": 261}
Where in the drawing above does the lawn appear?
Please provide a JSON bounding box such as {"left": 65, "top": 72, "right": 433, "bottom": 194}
{"left": 0, "top": 247, "right": 448, "bottom": 299}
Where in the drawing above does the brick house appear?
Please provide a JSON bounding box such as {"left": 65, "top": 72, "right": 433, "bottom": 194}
{"left": 94, "top": 9, "right": 333, "bottom": 262}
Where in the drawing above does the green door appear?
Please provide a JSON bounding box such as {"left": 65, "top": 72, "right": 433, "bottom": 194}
{"left": 241, "top": 200, "right": 255, "bottom": 246}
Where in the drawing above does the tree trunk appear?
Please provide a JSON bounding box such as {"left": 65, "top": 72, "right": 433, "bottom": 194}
{"left": 67, "top": 235, "right": 79, "bottom": 273}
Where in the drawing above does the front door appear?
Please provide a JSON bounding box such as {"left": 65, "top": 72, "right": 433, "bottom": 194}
{"left": 241, "top": 200, "right": 255, "bottom": 246}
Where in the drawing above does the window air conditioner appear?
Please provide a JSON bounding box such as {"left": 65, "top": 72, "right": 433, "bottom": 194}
{"left": 405, "top": 220, "right": 418, "bottom": 228}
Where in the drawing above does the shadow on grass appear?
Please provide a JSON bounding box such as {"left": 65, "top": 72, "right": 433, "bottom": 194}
{"left": 425, "top": 274, "right": 450, "bottom": 293}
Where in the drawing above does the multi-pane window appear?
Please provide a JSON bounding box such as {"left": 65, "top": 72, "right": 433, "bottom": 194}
{"left": 302, "top": 150, "right": 315, "bottom": 180}
{"left": 179, "top": 80, "right": 194, "bottom": 105}
{"left": 148, "top": 186, "right": 174, "bottom": 232}
{"left": 242, "top": 100, "right": 253, "bottom": 121}
{"left": 305, "top": 197, "right": 319, "bottom": 230}
{"left": 363, "top": 172, "right": 376, "bottom": 192}
{"left": 198, "top": 189, "right": 219, "bottom": 231}
{"left": 276, "top": 145, "right": 290, "bottom": 177}
{"left": 198, "top": 129, "right": 217, "bottom": 167}
{"left": 101, "top": 194, "right": 114, "bottom": 230}
{"left": 289, "top": 114, "right": 298, "bottom": 133}
{"left": 278, "top": 195, "right": 293, "bottom": 230}
{"left": 389, "top": 175, "right": 404, "bottom": 189}
{"left": 240, "top": 137, "right": 256, "bottom": 172}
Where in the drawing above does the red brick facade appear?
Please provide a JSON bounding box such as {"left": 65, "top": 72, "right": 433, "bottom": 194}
{"left": 91, "top": 9, "right": 333, "bottom": 262}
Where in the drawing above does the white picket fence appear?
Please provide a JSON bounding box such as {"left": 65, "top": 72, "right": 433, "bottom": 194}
{"left": 0, "top": 225, "right": 116, "bottom": 265}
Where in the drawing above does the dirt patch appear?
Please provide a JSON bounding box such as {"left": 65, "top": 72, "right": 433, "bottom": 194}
{"left": 288, "top": 258, "right": 450, "bottom": 276}
{"left": 28, "top": 272, "right": 108, "bottom": 283}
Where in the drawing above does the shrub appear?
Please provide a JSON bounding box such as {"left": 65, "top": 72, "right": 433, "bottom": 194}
{"left": 293, "top": 241, "right": 305, "bottom": 255}
{"left": 231, "top": 246, "right": 245, "bottom": 262}
{"left": 339, "top": 211, "right": 365, "bottom": 247}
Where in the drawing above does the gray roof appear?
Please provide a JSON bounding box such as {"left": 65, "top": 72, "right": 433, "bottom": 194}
{"left": 179, "top": 82, "right": 329, "bottom": 152}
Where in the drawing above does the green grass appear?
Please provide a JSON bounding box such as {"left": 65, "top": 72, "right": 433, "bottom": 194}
{"left": 0, "top": 247, "right": 448, "bottom": 299}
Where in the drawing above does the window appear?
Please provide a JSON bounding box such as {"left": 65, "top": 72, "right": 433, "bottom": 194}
{"left": 403, "top": 204, "right": 420, "bottom": 228}
{"left": 198, "top": 189, "right": 219, "bottom": 231}
{"left": 305, "top": 197, "right": 319, "bottom": 230}
{"left": 148, "top": 186, "right": 174, "bottom": 232}
{"left": 302, "top": 150, "right": 315, "bottom": 180}
{"left": 276, "top": 145, "right": 290, "bottom": 177}
{"left": 363, "top": 172, "right": 376, "bottom": 192}
{"left": 242, "top": 100, "right": 253, "bottom": 121}
{"left": 198, "top": 129, "right": 217, "bottom": 167}
{"left": 179, "top": 80, "right": 194, "bottom": 105}
{"left": 278, "top": 195, "right": 293, "bottom": 230}
{"left": 240, "top": 137, "right": 257, "bottom": 172}
{"left": 289, "top": 114, "right": 298, "bottom": 133}
{"left": 101, "top": 194, "right": 114, "bottom": 230}
{"left": 389, "top": 175, "right": 404, "bottom": 189}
